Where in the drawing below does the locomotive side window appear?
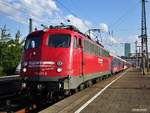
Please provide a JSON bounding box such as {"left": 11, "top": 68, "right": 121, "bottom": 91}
{"left": 84, "top": 40, "right": 99, "bottom": 56}
{"left": 79, "top": 38, "right": 82, "bottom": 48}
{"left": 24, "top": 36, "right": 41, "bottom": 50}
{"left": 83, "top": 40, "right": 87, "bottom": 52}
{"left": 99, "top": 47, "right": 102, "bottom": 56}
{"left": 95, "top": 46, "right": 99, "bottom": 56}
{"left": 73, "top": 37, "right": 78, "bottom": 48}
{"left": 101, "top": 49, "right": 109, "bottom": 57}
{"left": 84, "top": 40, "right": 90, "bottom": 52}
{"left": 89, "top": 43, "right": 93, "bottom": 54}
{"left": 83, "top": 39, "right": 105, "bottom": 57}
{"left": 47, "top": 34, "right": 70, "bottom": 48}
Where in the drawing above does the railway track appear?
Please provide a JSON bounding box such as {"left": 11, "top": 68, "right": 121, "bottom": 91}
{"left": 0, "top": 75, "right": 24, "bottom": 112}
{"left": 0, "top": 75, "right": 21, "bottom": 98}
{"left": 0, "top": 75, "right": 57, "bottom": 113}
{"left": 0, "top": 92, "right": 59, "bottom": 113}
{"left": 0, "top": 71, "right": 126, "bottom": 113}
{"left": 0, "top": 73, "right": 112, "bottom": 113}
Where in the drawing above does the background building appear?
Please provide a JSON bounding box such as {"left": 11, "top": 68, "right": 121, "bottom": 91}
{"left": 124, "top": 43, "right": 131, "bottom": 57}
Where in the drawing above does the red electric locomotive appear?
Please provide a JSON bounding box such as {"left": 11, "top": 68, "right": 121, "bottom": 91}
{"left": 20, "top": 25, "right": 128, "bottom": 96}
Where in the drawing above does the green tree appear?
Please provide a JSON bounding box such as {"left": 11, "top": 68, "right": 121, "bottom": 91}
{"left": 0, "top": 40, "right": 22, "bottom": 76}
{"left": 0, "top": 26, "right": 23, "bottom": 76}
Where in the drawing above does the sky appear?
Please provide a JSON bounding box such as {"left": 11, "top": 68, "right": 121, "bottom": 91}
{"left": 0, "top": 0, "right": 150, "bottom": 56}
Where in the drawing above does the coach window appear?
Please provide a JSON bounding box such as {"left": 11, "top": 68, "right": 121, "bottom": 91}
{"left": 73, "top": 37, "right": 78, "bottom": 48}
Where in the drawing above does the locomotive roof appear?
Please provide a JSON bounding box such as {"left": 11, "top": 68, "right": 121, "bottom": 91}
{"left": 41, "top": 25, "right": 105, "bottom": 48}
{"left": 28, "top": 25, "right": 106, "bottom": 51}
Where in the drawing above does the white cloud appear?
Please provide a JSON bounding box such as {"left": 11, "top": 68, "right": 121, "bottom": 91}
{"left": 0, "top": 1, "right": 25, "bottom": 24}
{"left": 0, "top": 0, "right": 93, "bottom": 33}
{"left": 0, "top": 0, "right": 59, "bottom": 24}
{"left": 20, "top": 0, "right": 59, "bottom": 20}
{"left": 99, "top": 23, "right": 108, "bottom": 32}
{"left": 118, "top": 34, "right": 139, "bottom": 44}
{"left": 107, "top": 36, "right": 118, "bottom": 44}
{"left": 66, "top": 14, "right": 92, "bottom": 33}
{"left": 104, "top": 34, "right": 140, "bottom": 56}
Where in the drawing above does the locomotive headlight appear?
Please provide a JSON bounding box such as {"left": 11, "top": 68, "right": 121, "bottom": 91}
{"left": 37, "top": 84, "right": 43, "bottom": 90}
{"left": 21, "top": 83, "right": 26, "bottom": 89}
{"left": 22, "top": 68, "right": 27, "bottom": 72}
{"left": 57, "top": 68, "right": 62, "bottom": 72}
{"left": 57, "top": 61, "right": 63, "bottom": 66}
{"left": 59, "top": 83, "right": 62, "bottom": 88}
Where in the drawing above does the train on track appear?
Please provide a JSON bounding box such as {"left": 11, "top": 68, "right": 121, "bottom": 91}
{"left": 20, "top": 25, "right": 130, "bottom": 100}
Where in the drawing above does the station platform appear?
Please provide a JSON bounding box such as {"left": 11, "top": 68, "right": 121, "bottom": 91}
{"left": 40, "top": 68, "right": 150, "bottom": 113}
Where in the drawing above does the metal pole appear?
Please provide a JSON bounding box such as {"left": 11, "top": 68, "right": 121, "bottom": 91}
{"left": 140, "top": 0, "right": 148, "bottom": 74}
{"left": 146, "top": 37, "right": 149, "bottom": 71}
{"left": 135, "top": 41, "right": 138, "bottom": 67}
{"left": 141, "top": 38, "right": 144, "bottom": 75}
{"left": 29, "top": 18, "right": 32, "bottom": 33}
{"left": 143, "top": 0, "right": 149, "bottom": 72}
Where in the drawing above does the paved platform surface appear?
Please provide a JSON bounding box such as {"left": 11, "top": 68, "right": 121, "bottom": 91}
{"left": 40, "top": 69, "right": 150, "bottom": 113}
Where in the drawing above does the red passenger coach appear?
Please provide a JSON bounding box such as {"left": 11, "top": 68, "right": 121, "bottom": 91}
{"left": 20, "top": 25, "right": 128, "bottom": 95}
{"left": 110, "top": 53, "right": 129, "bottom": 74}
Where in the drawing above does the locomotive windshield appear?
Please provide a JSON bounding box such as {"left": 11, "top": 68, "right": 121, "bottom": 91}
{"left": 47, "top": 34, "right": 70, "bottom": 48}
{"left": 24, "top": 34, "right": 41, "bottom": 50}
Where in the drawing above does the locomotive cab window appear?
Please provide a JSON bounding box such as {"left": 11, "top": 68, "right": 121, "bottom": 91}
{"left": 24, "top": 35, "right": 41, "bottom": 50}
{"left": 47, "top": 34, "right": 71, "bottom": 48}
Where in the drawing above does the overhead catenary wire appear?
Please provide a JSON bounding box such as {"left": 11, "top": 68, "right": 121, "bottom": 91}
{"left": 106, "top": 0, "right": 143, "bottom": 53}
{"left": 55, "top": 0, "right": 90, "bottom": 30}
{"left": 66, "top": 0, "right": 82, "bottom": 17}
{"left": 55, "top": 0, "right": 79, "bottom": 18}
{"left": 109, "top": 1, "right": 141, "bottom": 30}
{"left": 55, "top": 0, "right": 108, "bottom": 43}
